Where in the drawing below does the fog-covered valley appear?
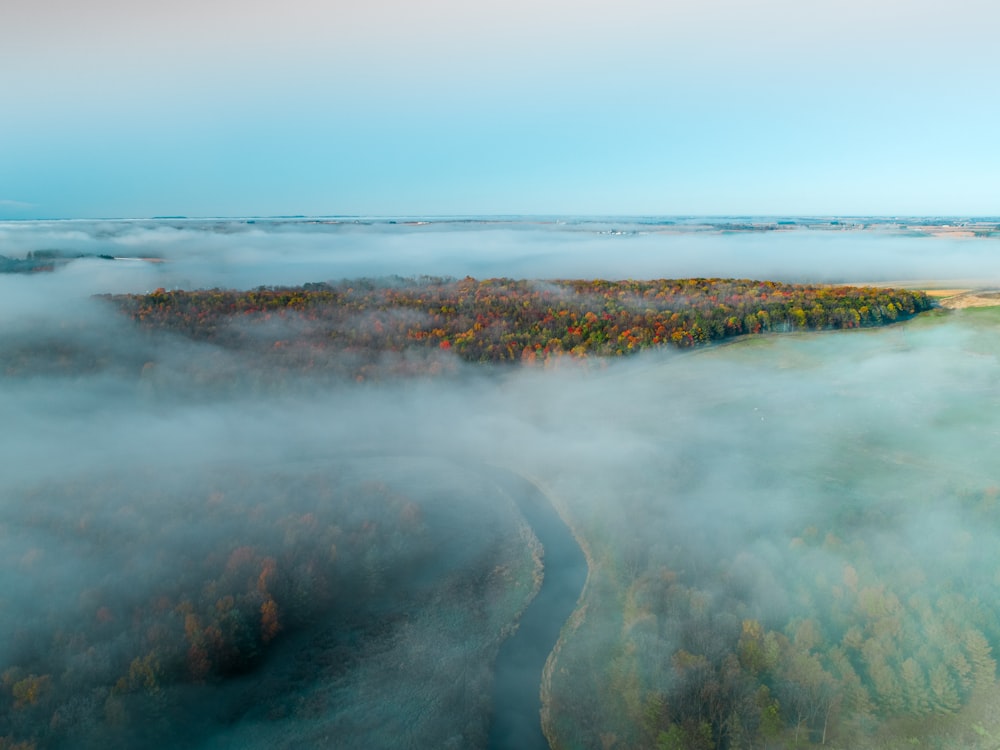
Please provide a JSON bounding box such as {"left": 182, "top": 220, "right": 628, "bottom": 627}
{"left": 3, "top": 218, "right": 1000, "bottom": 749}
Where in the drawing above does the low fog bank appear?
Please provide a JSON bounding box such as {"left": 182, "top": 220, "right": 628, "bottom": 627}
{"left": 5, "top": 222, "right": 1000, "bottom": 747}
{"left": 7, "top": 308, "right": 1000, "bottom": 746}
{"left": 4, "top": 219, "right": 1000, "bottom": 287}
{"left": 526, "top": 319, "right": 1000, "bottom": 748}
{"left": 1, "top": 380, "right": 545, "bottom": 747}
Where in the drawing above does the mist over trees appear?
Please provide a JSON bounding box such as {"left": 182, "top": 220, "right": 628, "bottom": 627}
{"left": 106, "top": 278, "right": 931, "bottom": 371}
{"left": 2, "top": 218, "right": 1000, "bottom": 749}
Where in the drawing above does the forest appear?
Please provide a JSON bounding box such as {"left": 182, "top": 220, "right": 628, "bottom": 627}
{"left": 532, "top": 305, "right": 1000, "bottom": 750}
{"left": 103, "top": 277, "right": 932, "bottom": 378}
{"left": 0, "top": 460, "right": 541, "bottom": 749}
{"left": 554, "top": 477, "right": 1000, "bottom": 750}
{"left": 7, "top": 257, "right": 1000, "bottom": 750}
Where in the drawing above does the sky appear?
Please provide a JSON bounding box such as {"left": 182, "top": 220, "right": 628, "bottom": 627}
{"left": 2, "top": 0, "right": 999, "bottom": 219}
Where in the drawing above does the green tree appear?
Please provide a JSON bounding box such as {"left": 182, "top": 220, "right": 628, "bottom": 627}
{"left": 929, "top": 663, "right": 961, "bottom": 713}
{"left": 657, "top": 720, "right": 713, "bottom": 750}
{"left": 964, "top": 629, "right": 996, "bottom": 690}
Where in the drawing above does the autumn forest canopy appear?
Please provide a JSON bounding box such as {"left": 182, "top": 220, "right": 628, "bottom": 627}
{"left": 103, "top": 277, "right": 932, "bottom": 378}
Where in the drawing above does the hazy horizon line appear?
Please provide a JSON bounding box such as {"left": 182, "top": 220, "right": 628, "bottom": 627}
{"left": 3, "top": 214, "right": 999, "bottom": 224}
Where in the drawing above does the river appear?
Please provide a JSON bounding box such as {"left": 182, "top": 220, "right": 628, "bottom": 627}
{"left": 486, "top": 468, "right": 588, "bottom": 750}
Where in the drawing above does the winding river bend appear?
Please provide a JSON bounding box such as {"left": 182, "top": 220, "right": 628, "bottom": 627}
{"left": 486, "top": 469, "right": 588, "bottom": 750}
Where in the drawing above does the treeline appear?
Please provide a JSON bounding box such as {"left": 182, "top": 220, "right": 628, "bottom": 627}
{"left": 0, "top": 252, "right": 116, "bottom": 274}
{"left": 106, "top": 278, "right": 933, "bottom": 369}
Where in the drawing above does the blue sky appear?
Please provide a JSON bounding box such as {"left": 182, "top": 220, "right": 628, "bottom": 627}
{"left": 3, "top": 0, "right": 999, "bottom": 219}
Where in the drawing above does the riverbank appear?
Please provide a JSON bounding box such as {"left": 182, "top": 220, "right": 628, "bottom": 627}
{"left": 487, "top": 469, "right": 587, "bottom": 750}
{"left": 523, "top": 475, "right": 598, "bottom": 750}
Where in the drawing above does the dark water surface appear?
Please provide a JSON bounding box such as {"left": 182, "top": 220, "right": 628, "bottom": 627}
{"left": 487, "top": 469, "right": 588, "bottom": 750}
